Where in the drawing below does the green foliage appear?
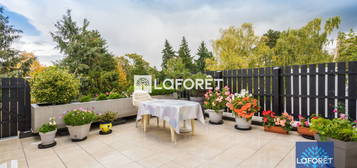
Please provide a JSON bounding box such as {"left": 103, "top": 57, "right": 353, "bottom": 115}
{"left": 63, "top": 108, "right": 96, "bottom": 126}
{"left": 39, "top": 123, "right": 57, "bottom": 133}
{"left": 311, "top": 118, "right": 357, "bottom": 142}
{"left": 161, "top": 40, "right": 176, "bottom": 70}
{"left": 195, "top": 41, "right": 213, "bottom": 72}
{"left": 272, "top": 16, "right": 341, "bottom": 66}
{"left": 31, "top": 66, "right": 80, "bottom": 104}
{"left": 151, "top": 85, "right": 175, "bottom": 96}
{"left": 51, "top": 10, "right": 117, "bottom": 95}
{"left": 263, "top": 29, "right": 280, "bottom": 48}
{"left": 0, "top": 7, "right": 23, "bottom": 76}
{"left": 107, "top": 92, "right": 125, "bottom": 99}
{"left": 79, "top": 95, "right": 92, "bottom": 102}
{"left": 96, "top": 112, "right": 118, "bottom": 123}
{"left": 96, "top": 93, "right": 108, "bottom": 101}
{"left": 178, "top": 36, "right": 195, "bottom": 72}
{"left": 163, "top": 57, "right": 191, "bottom": 79}
{"left": 336, "top": 29, "right": 357, "bottom": 62}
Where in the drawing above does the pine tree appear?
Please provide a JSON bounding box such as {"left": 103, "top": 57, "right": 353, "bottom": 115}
{"left": 263, "top": 29, "right": 280, "bottom": 48}
{"left": 195, "top": 41, "right": 213, "bottom": 72}
{"left": 0, "top": 7, "right": 23, "bottom": 76}
{"left": 161, "top": 39, "right": 176, "bottom": 69}
{"left": 178, "top": 36, "right": 194, "bottom": 72}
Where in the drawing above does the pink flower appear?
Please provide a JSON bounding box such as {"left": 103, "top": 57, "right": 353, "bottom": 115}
{"left": 215, "top": 87, "right": 220, "bottom": 91}
{"left": 333, "top": 109, "right": 338, "bottom": 113}
{"left": 339, "top": 113, "right": 347, "bottom": 119}
{"left": 354, "top": 120, "right": 357, "bottom": 123}
{"left": 296, "top": 122, "right": 301, "bottom": 127}
{"left": 304, "top": 121, "right": 309, "bottom": 127}
{"left": 224, "top": 92, "right": 230, "bottom": 96}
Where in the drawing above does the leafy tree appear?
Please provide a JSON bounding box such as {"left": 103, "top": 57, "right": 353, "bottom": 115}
{"left": 178, "top": 36, "right": 194, "bottom": 72}
{"left": 12, "top": 52, "right": 37, "bottom": 77}
{"left": 115, "top": 56, "right": 129, "bottom": 92}
{"left": 336, "top": 29, "right": 357, "bottom": 62}
{"left": 163, "top": 57, "right": 190, "bottom": 79}
{"left": 30, "top": 59, "right": 46, "bottom": 77}
{"left": 208, "top": 23, "right": 259, "bottom": 70}
{"left": 263, "top": 29, "right": 280, "bottom": 48}
{"left": 161, "top": 39, "right": 176, "bottom": 70}
{"left": 195, "top": 41, "right": 213, "bottom": 72}
{"left": 0, "top": 7, "right": 23, "bottom": 76}
{"left": 272, "top": 16, "right": 341, "bottom": 66}
{"left": 51, "top": 10, "right": 117, "bottom": 94}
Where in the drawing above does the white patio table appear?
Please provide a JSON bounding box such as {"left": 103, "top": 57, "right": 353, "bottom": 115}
{"left": 136, "top": 99, "right": 205, "bottom": 142}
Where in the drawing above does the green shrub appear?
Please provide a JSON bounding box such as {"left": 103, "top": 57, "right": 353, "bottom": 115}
{"left": 96, "top": 112, "right": 118, "bottom": 123}
{"left": 151, "top": 87, "right": 175, "bottom": 96}
{"left": 79, "top": 95, "right": 92, "bottom": 102}
{"left": 63, "top": 108, "right": 96, "bottom": 126}
{"left": 31, "top": 67, "right": 80, "bottom": 104}
{"left": 96, "top": 93, "right": 108, "bottom": 101}
{"left": 311, "top": 118, "right": 357, "bottom": 141}
{"left": 107, "top": 92, "right": 125, "bottom": 99}
{"left": 39, "top": 123, "right": 57, "bottom": 133}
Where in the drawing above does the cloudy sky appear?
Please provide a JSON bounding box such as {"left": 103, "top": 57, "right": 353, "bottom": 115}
{"left": 1, "top": 0, "right": 356, "bottom": 68}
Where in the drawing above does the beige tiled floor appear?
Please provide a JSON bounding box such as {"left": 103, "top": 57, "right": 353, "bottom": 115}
{"left": 0, "top": 119, "right": 312, "bottom": 168}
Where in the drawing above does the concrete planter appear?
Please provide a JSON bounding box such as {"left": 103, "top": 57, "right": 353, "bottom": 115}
{"left": 67, "top": 123, "right": 91, "bottom": 141}
{"left": 328, "top": 138, "right": 357, "bottom": 168}
{"left": 235, "top": 117, "right": 252, "bottom": 129}
{"left": 39, "top": 129, "right": 57, "bottom": 145}
{"left": 31, "top": 95, "right": 176, "bottom": 133}
{"left": 207, "top": 109, "right": 223, "bottom": 123}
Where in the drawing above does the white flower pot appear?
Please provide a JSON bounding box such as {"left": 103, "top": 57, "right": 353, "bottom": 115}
{"left": 67, "top": 123, "right": 91, "bottom": 141}
{"left": 39, "top": 129, "right": 57, "bottom": 145}
{"left": 207, "top": 109, "right": 223, "bottom": 123}
{"left": 235, "top": 117, "right": 252, "bottom": 129}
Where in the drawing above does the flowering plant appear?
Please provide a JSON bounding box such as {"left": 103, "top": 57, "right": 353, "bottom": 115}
{"left": 226, "top": 89, "right": 259, "bottom": 120}
{"left": 203, "top": 86, "right": 232, "bottom": 112}
{"left": 296, "top": 114, "right": 320, "bottom": 127}
{"left": 63, "top": 107, "right": 96, "bottom": 126}
{"left": 262, "top": 111, "right": 294, "bottom": 131}
{"left": 39, "top": 117, "right": 57, "bottom": 133}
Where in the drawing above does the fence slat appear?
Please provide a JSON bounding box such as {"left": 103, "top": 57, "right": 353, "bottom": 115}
{"left": 301, "top": 65, "right": 308, "bottom": 118}
{"left": 327, "top": 63, "right": 336, "bottom": 118}
{"left": 248, "top": 69, "right": 253, "bottom": 93}
{"left": 337, "top": 62, "right": 346, "bottom": 117}
{"left": 309, "top": 64, "right": 316, "bottom": 116}
{"left": 242, "top": 69, "right": 247, "bottom": 90}
{"left": 232, "top": 70, "right": 237, "bottom": 93}
{"left": 10, "top": 78, "right": 18, "bottom": 136}
{"left": 348, "top": 62, "right": 357, "bottom": 120}
{"left": 285, "top": 66, "right": 292, "bottom": 114}
{"left": 265, "top": 68, "right": 272, "bottom": 110}
{"left": 292, "top": 65, "right": 299, "bottom": 119}
{"left": 318, "top": 64, "right": 326, "bottom": 117}
{"left": 1, "top": 78, "right": 10, "bottom": 138}
{"left": 259, "top": 68, "right": 265, "bottom": 111}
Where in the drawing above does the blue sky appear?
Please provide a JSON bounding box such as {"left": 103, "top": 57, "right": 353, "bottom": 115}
{"left": 0, "top": 0, "right": 356, "bottom": 67}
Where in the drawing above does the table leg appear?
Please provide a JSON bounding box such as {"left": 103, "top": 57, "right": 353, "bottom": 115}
{"left": 163, "top": 120, "right": 166, "bottom": 128}
{"left": 143, "top": 114, "right": 149, "bottom": 132}
{"left": 156, "top": 117, "right": 159, "bottom": 127}
{"left": 191, "top": 119, "right": 195, "bottom": 135}
{"left": 170, "top": 125, "right": 176, "bottom": 143}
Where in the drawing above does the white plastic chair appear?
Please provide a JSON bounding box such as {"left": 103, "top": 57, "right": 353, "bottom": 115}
{"left": 132, "top": 90, "right": 159, "bottom": 128}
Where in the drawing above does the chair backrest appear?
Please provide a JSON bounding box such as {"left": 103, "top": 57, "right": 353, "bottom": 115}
{"left": 132, "top": 90, "right": 153, "bottom": 106}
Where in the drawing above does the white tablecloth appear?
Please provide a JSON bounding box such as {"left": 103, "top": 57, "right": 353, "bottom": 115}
{"left": 137, "top": 99, "right": 205, "bottom": 133}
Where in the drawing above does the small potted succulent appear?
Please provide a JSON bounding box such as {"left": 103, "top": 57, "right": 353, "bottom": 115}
{"left": 226, "top": 89, "right": 259, "bottom": 130}
{"left": 38, "top": 117, "right": 57, "bottom": 149}
{"left": 96, "top": 112, "right": 118, "bottom": 135}
{"left": 296, "top": 114, "right": 318, "bottom": 139}
{"left": 262, "top": 111, "right": 293, "bottom": 134}
{"left": 203, "top": 86, "right": 231, "bottom": 124}
{"left": 63, "top": 107, "right": 96, "bottom": 141}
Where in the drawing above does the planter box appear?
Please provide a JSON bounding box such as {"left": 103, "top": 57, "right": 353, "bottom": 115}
{"left": 32, "top": 95, "right": 176, "bottom": 133}
{"left": 264, "top": 126, "right": 289, "bottom": 134}
{"left": 297, "top": 126, "right": 316, "bottom": 136}
{"left": 329, "top": 138, "right": 357, "bottom": 168}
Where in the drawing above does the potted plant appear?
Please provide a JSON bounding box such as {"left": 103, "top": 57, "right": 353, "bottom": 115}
{"left": 38, "top": 117, "right": 57, "bottom": 149}
{"left": 226, "top": 89, "right": 259, "bottom": 130}
{"left": 310, "top": 117, "right": 357, "bottom": 168}
{"left": 203, "top": 86, "right": 232, "bottom": 124}
{"left": 63, "top": 107, "right": 96, "bottom": 141}
{"left": 296, "top": 114, "right": 318, "bottom": 139}
{"left": 96, "top": 112, "right": 118, "bottom": 135}
{"left": 262, "top": 111, "right": 293, "bottom": 134}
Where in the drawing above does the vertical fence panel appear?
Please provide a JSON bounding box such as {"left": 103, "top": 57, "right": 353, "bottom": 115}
{"left": 318, "top": 64, "right": 326, "bottom": 117}
{"left": 232, "top": 70, "right": 237, "bottom": 93}
{"left": 10, "top": 78, "right": 18, "bottom": 136}
{"left": 242, "top": 69, "right": 247, "bottom": 90}
{"left": 17, "top": 79, "right": 25, "bottom": 132}
{"left": 327, "top": 63, "right": 336, "bottom": 118}
{"left": 24, "top": 81, "right": 31, "bottom": 132}
{"left": 309, "top": 64, "right": 317, "bottom": 116}
{"left": 253, "top": 69, "right": 259, "bottom": 97}
{"left": 265, "top": 68, "right": 272, "bottom": 110}
{"left": 301, "top": 65, "right": 308, "bottom": 117}
{"left": 237, "top": 69, "right": 242, "bottom": 91}
{"left": 348, "top": 62, "right": 357, "bottom": 120}
{"left": 227, "top": 70, "right": 232, "bottom": 89}
{"left": 337, "top": 62, "right": 346, "bottom": 114}
{"left": 285, "top": 66, "right": 292, "bottom": 114}
{"left": 223, "top": 70, "right": 228, "bottom": 87}
{"left": 292, "top": 65, "right": 299, "bottom": 118}
{"left": 247, "top": 69, "right": 253, "bottom": 93}
{"left": 259, "top": 68, "right": 265, "bottom": 111}
{"left": 1, "top": 79, "right": 10, "bottom": 138}
{"left": 272, "top": 67, "right": 281, "bottom": 115}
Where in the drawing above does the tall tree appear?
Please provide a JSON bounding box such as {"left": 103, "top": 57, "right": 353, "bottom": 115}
{"left": 161, "top": 39, "right": 176, "bottom": 70}
{"left": 208, "top": 23, "right": 259, "bottom": 70}
{"left": 263, "top": 29, "right": 280, "bottom": 48}
{"left": 51, "top": 10, "right": 117, "bottom": 94}
{"left": 272, "top": 16, "right": 341, "bottom": 66}
{"left": 178, "top": 36, "right": 194, "bottom": 72}
{"left": 336, "top": 29, "right": 357, "bottom": 62}
{"left": 195, "top": 41, "right": 213, "bottom": 72}
{"left": 0, "top": 7, "right": 23, "bottom": 76}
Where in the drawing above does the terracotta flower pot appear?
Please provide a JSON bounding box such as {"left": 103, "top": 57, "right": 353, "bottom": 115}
{"left": 264, "top": 126, "right": 288, "bottom": 134}
{"left": 297, "top": 126, "right": 316, "bottom": 136}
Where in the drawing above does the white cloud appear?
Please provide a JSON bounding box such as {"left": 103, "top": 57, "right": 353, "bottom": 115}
{"left": 1, "top": 0, "right": 356, "bottom": 69}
